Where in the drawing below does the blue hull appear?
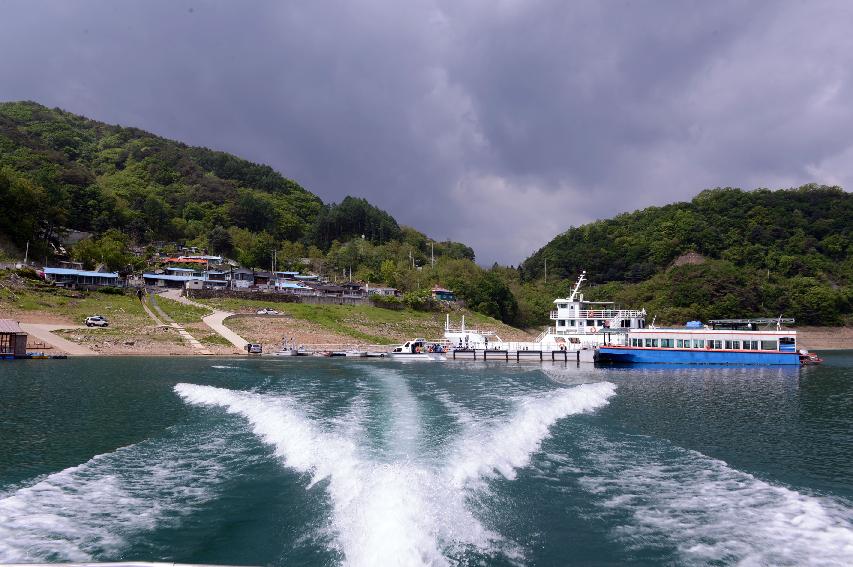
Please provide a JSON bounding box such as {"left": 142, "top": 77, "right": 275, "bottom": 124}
{"left": 597, "top": 347, "right": 800, "bottom": 366}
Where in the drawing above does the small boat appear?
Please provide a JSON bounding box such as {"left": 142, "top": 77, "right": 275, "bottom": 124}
{"left": 366, "top": 352, "right": 387, "bottom": 358}
{"left": 799, "top": 349, "right": 824, "bottom": 364}
{"left": 390, "top": 339, "right": 447, "bottom": 361}
{"left": 272, "top": 339, "right": 309, "bottom": 357}
{"left": 345, "top": 350, "right": 367, "bottom": 357}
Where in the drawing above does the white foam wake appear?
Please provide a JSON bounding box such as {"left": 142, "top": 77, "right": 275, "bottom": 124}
{"left": 175, "top": 380, "right": 616, "bottom": 566}
{"left": 576, "top": 435, "right": 853, "bottom": 566}
{"left": 0, "top": 428, "right": 237, "bottom": 563}
{"left": 446, "top": 382, "right": 617, "bottom": 489}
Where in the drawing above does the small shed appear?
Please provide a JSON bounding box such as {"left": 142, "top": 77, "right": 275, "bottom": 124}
{"left": 0, "top": 319, "right": 28, "bottom": 359}
{"left": 431, "top": 286, "right": 456, "bottom": 301}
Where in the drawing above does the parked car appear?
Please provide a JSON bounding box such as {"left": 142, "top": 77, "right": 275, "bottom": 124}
{"left": 256, "top": 308, "right": 279, "bottom": 315}
{"left": 85, "top": 315, "right": 109, "bottom": 327}
{"left": 245, "top": 343, "right": 262, "bottom": 354}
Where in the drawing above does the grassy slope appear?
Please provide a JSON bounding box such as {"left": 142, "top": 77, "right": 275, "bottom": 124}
{"left": 155, "top": 295, "right": 211, "bottom": 324}
{"left": 197, "top": 297, "right": 533, "bottom": 344}
{"left": 1, "top": 271, "right": 534, "bottom": 347}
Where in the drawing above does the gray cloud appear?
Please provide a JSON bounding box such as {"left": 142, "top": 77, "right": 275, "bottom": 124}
{"left": 1, "top": 0, "right": 851, "bottom": 264}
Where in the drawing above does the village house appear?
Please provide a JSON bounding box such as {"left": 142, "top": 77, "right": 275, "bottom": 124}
{"left": 431, "top": 286, "right": 456, "bottom": 301}
{"left": 42, "top": 267, "right": 120, "bottom": 289}
{"left": 366, "top": 286, "right": 400, "bottom": 297}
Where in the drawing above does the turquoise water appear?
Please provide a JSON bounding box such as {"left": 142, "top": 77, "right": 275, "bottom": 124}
{"left": 1, "top": 354, "right": 852, "bottom": 565}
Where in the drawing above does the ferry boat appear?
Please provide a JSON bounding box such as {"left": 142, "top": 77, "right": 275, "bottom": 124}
{"left": 444, "top": 271, "right": 646, "bottom": 352}
{"left": 390, "top": 338, "right": 447, "bottom": 361}
{"left": 596, "top": 318, "right": 806, "bottom": 365}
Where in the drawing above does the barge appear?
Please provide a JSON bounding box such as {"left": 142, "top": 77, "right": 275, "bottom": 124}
{"left": 596, "top": 318, "right": 806, "bottom": 365}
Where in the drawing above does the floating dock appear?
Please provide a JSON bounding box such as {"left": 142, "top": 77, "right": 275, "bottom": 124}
{"left": 450, "top": 348, "right": 595, "bottom": 363}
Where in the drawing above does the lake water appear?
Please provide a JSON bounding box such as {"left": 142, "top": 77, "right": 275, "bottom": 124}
{"left": 1, "top": 354, "right": 852, "bottom": 566}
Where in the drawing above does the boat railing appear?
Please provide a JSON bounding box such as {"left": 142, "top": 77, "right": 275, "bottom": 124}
{"left": 550, "top": 309, "right": 645, "bottom": 320}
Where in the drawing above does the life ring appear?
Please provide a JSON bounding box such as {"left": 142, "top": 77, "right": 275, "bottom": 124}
{"left": 590, "top": 326, "right": 598, "bottom": 333}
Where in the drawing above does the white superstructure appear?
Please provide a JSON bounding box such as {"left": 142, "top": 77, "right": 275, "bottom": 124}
{"left": 444, "top": 271, "right": 646, "bottom": 352}
{"left": 541, "top": 271, "right": 646, "bottom": 348}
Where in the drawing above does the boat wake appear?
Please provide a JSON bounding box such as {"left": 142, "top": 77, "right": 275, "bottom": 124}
{"left": 573, "top": 434, "right": 853, "bottom": 566}
{"left": 0, "top": 425, "right": 250, "bottom": 563}
{"left": 174, "top": 378, "right": 616, "bottom": 566}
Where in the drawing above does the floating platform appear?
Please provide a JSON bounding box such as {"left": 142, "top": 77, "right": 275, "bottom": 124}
{"left": 450, "top": 348, "right": 595, "bottom": 363}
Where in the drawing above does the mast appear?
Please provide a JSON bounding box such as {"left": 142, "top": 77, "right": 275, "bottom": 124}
{"left": 567, "top": 271, "right": 586, "bottom": 302}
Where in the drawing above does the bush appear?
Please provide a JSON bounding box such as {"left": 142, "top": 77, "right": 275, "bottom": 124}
{"left": 14, "top": 267, "right": 40, "bottom": 279}
{"left": 97, "top": 286, "right": 126, "bottom": 295}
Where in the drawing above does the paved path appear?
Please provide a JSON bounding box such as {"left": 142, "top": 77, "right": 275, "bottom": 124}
{"left": 160, "top": 289, "right": 248, "bottom": 352}
{"left": 149, "top": 292, "right": 213, "bottom": 355}
{"left": 140, "top": 295, "right": 166, "bottom": 326}
{"left": 20, "top": 323, "right": 98, "bottom": 356}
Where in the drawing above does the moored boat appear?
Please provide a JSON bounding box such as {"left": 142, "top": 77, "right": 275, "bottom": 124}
{"left": 596, "top": 318, "right": 808, "bottom": 365}
{"left": 389, "top": 338, "right": 447, "bottom": 361}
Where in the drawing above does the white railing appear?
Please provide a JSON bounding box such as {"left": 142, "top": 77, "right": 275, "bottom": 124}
{"left": 551, "top": 309, "right": 645, "bottom": 320}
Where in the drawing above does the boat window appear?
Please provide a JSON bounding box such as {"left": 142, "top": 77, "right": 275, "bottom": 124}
{"left": 743, "top": 340, "right": 758, "bottom": 350}
{"left": 692, "top": 340, "right": 703, "bottom": 348}
{"left": 760, "top": 340, "right": 778, "bottom": 351}
{"left": 631, "top": 338, "right": 641, "bottom": 347}
{"left": 586, "top": 320, "right": 594, "bottom": 326}
{"left": 558, "top": 303, "right": 567, "bottom": 309}
{"left": 780, "top": 337, "right": 795, "bottom": 345}
{"left": 568, "top": 319, "right": 575, "bottom": 326}
{"left": 708, "top": 340, "right": 722, "bottom": 349}
{"left": 660, "top": 338, "right": 674, "bottom": 348}
{"left": 644, "top": 338, "right": 658, "bottom": 347}
{"left": 725, "top": 340, "right": 740, "bottom": 349}
{"left": 676, "top": 339, "right": 684, "bottom": 348}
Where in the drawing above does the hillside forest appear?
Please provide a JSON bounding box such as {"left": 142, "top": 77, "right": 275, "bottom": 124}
{"left": 1, "top": 101, "right": 851, "bottom": 327}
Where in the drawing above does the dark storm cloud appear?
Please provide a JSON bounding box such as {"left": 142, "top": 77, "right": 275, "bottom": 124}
{"left": 1, "top": 0, "right": 851, "bottom": 264}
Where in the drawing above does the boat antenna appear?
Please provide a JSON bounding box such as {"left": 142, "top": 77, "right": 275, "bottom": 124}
{"left": 568, "top": 271, "right": 586, "bottom": 302}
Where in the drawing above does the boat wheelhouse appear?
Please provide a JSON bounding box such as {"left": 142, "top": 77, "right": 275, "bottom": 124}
{"left": 597, "top": 318, "right": 801, "bottom": 365}
{"left": 540, "top": 271, "right": 646, "bottom": 348}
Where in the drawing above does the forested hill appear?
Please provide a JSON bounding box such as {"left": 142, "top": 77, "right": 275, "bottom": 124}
{"left": 518, "top": 187, "right": 852, "bottom": 325}
{"left": 0, "top": 101, "right": 470, "bottom": 264}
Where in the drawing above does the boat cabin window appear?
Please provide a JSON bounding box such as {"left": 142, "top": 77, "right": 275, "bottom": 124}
{"left": 761, "top": 340, "right": 778, "bottom": 351}
{"left": 660, "top": 338, "right": 674, "bottom": 348}
{"left": 725, "top": 340, "right": 740, "bottom": 350}
{"left": 558, "top": 303, "right": 567, "bottom": 309}
{"left": 644, "top": 338, "right": 658, "bottom": 347}
{"left": 743, "top": 340, "right": 758, "bottom": 350}
{"left": 586, "top": 320, "right": 594, "bottom": 326}
{"left": 568, "top": 319, "right": 575, "bottom": 326}
{"left": 676, "top": 339, "right": 685, "bottom": 348}
{"left": 708, "top": 340, "right": 722, "bottom": 349}
{"left": 631, "top": 338, "right": 642, "bottom": 347}
{"left": 557, "top": 320, "right": 566, "bottom": 327}
{"left": 693, "top": 340, "right": 704, "bottom": 348}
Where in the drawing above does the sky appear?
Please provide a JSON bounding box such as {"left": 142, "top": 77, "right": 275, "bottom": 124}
{"left": 1, "top": 0, "right": 852, "bottom": 265}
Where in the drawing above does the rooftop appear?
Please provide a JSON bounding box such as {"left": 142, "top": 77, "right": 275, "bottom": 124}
{"left": 0, "top": 319, "right": 24, "bottom": 334}
{"left": 43, "top": 267, "right": 119, "bottom": 278}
